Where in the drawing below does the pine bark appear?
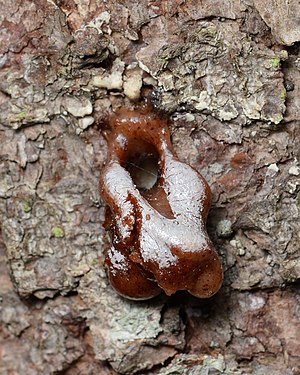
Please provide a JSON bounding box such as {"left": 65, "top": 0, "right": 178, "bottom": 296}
{"left": 0, "top": 1, "right": 299, "bottom": 374}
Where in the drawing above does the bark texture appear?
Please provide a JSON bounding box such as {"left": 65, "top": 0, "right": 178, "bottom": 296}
{"left": 0, "top": 0, "right": 299, "bottom": 374}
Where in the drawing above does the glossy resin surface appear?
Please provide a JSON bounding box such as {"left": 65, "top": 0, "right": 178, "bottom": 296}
{"left": 100, "top": 107, "right": 223, "bottom": 300}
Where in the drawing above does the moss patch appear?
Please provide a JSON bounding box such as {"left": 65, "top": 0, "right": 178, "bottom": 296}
{"left": 17, "top": 110, "right": 27, "bottom": 121}
{"left": 22, "top": 201, "right": 31, "bottom": 213}
{"left": 51, "top": 226, "right": 64, "bottom": 238}
{"left": 270, "top": 57, "right": 280, "bottom": 69}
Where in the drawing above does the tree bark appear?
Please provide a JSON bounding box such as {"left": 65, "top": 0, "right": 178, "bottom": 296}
{"left": 0, "top": 0, "right": 299, "bottom": 374}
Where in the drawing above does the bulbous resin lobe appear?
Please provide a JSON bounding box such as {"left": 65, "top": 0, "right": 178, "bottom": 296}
{"left": 100, "top": 106, "right": 223, "bottom": 300}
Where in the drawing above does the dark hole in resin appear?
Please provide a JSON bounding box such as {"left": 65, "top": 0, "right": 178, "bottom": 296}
{"left": 126, "top": 148, "right": 160, "bottom": 191}
{"left": 124, "top": 144, "right": 174, "bottom": 220}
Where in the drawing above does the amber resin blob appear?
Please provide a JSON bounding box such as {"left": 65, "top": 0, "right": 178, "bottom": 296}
{"left": 100, "top": 106, "right": 223, "bottom": 300}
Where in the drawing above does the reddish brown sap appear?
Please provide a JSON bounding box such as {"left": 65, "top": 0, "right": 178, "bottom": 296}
{"left": 100, "top": 106, "right": 223, "bottom": 300}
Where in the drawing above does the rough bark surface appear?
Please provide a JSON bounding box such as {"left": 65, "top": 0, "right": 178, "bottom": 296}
{"left": 0, "top": 0, "right": 299, "bottom": 374}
